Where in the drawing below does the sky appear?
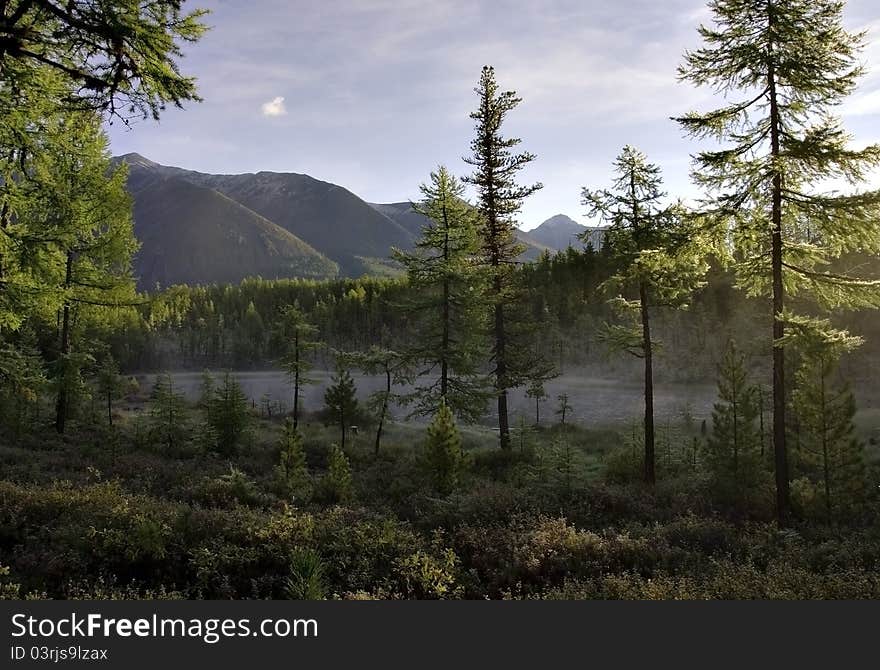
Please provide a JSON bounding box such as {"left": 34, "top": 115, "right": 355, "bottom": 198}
{"left": 107, "top": 0, "right": 880, "bottom": 230}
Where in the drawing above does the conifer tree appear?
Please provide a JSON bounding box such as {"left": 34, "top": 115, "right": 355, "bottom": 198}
{"left": 325, "top": 444, "right": 354, "bottom": 503}
{"left": 323, "top": 363, "right": 358, "bottom": 451}
{"left": 149, "top": 373, "right": 189, "bottom": 452}
{"left": 206, "top": 371, "right": 251, "bottom": 455}
{"left": 277, "top": 305, "right": 320, "bottom": 430}
{"left": 789, "top": 318, "right": 865, "bottom": 519}
{"left": 464, "top": 65, "right": 550, "bottom": 449}
{"left": 342, "top": 346, "right": 406, "bottom": 456}
{"left": 555, "top": 394, "right": 572, "bottom": 426}
{"left": 0, "top": 1, "right": 208, "bottom": 120}
{"left": 705, "top": 341, "right": 764, "bottom": 504}
{"left": 422, "top": 400, "right": 465, "bottom": 495}
{"left": 677, "top": 0, "right": 880, "bottom": 522}
{"left": 277, "top": 418, "right": 311, "bottom": 501}
{"left": 526, "top": 379, "right": 548, "bottom": 426}
{"left": 582, "top": 146, "right": 707, "bottom": 484}
{"left": 96, "top": 353, "right": 124, "bottom": 427}
{"left": 393, "top": 166, "right": 491, "bottom": 423}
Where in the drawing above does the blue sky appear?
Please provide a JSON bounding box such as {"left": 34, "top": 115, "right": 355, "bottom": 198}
{"left": 107, "top": 0, "right": 880, "bottom": 230}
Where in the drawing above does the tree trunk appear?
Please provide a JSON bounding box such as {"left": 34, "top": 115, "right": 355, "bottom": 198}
{"left": 495, "top": 295, "right": 510, "bottom": 449}
{"left": 768, "top": 9, "right": 791, "bottom": 524}
{"left": 293, "top": 329, "right": 300, "bottom": 430}
{"left": 107, "top": 391, "right": 113, "bottom": 426}
{"left": 55, "top": 251, "right": 74, "bottom": 434}
{"left": 639, "top": 280, "right": 656, "bottom": 485}
{"left": 375, "top": 367, "right": 390, "bottom": 457}
{"left": 340, "top": 405, "right": 346, "bottom": 451}
{"left": 441, "top": 201, "right": 450, "bottom": 400}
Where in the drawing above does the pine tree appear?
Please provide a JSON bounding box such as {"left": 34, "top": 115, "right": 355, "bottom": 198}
{"left": 277, "top": 418, "right": 311, "bottom": 501}
{"left": 96, "top": 353, "right": 123, "bottom": 427}
{"left": 393, "top": 166, "right": 491, "bottom": 423}
{"left": 677, "top": 0, "right": 880, "bottom": 523}
{"left": 463, "top": 65, "right": 550, "bottom": 449}
{"left": 705, "top": 341, "right": 764, "bottom": 505}
{"left": 583, "top": 146, "right": 707, "bottom": 484}
{"left": 0, "top": 1, "right": 207, "bottom": 120}
{"left": 555, "top": 394, "right": 572, "bottom": 426}
{"left": 323, "top": 363, "right": 358, "bottom": 451}
{"left": 325, "top": 444, "right": 354, "bottom": 503}
{"left": 526, "top": 379, "right": 548, "bottom": 426}
{"left": 206, "top": 371, "right": 251, "bottom": 455}
{"left": 277, "top": 305, "right": 320, "bottom": 430}
{"left": 789, "top": 319, "right": 865, "bottom": 519}
{"left": 0, "top": 334, "right": 46, "bottom": 439}
{"left": 342, "top": 346, "right": 406, "bottom": 456}
{"left": 422, "top": 401, "right": 465, "bottom": 496}
{"left": 149, "top": 373, "right": 189, "bottom": 452}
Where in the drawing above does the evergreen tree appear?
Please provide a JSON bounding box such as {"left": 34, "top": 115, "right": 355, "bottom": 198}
{"left": 583, "top": 146, "right": 707, "bottom": 484}
{"left": 149, "top": 373, "right": 189, "bottom": 452}
{"left": 277, "top": 418, "right": 311, "bottom": 501}
{"left": 96, "top": 353, "right": 124, "bottom": 427}
{"left": 463, "top": 65, "right": 550, "bottom": 449}
{"left": 277, "top": 305, "right": 320, "bottom": 430}
{"left": 789, "top": 318, "right": 865, "bottom": 519}
{"left": 555, "top": 394, "right": 572, "bottom": 426}
{"left": 677, "top": 0, "right": 880, "bottom": 522}
{"left": 526, "top": 379, "right": 548, "bottom": 426}
{"left": 0, "top": 335, "right": 46, "bottom": 439}
{"left": 343, "top": 346, "right": 407, "bottom": 456}
{"left": 323, "top": 363, "right": 358, "bottom": 451}
{"left": 422, "top": 401, "right": 465, "bottom": 495}
{"left": 206, "top": 371, "right": 251, "bottom": 455}
{"left": 393, "top": 166, "right": 491, "bottom": 423}
{"left": 0, "top": 0, "right": 208, "bottom": 119}
{"left": 705, "top": 341, "right": 764, "bottom": 505}
{"left": 325, "top": 444, "right": 354, "bottom": 503}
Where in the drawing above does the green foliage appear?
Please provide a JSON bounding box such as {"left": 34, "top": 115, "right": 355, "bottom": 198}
{"left": 276, "top": 305, "right": 320, "bottom": 426}
{"left": 276, "top": 419, "right": 311, "bottom": 502}
{"left": 394, "top": 166, "right": 491, "bottom": 423}
{"left": 791, "top": 330, "right": 866, "bottom": 519}
{"left": 464, "top": 65, "right": 553, "bottom": 448}
{"left": 0, "top": 0, "right": 208, "bottom": 120}
{"left": 203, "top": 371, "right": 251, "bottom": 455}
{"left": 96, "top": 354, "right": 125, "bottom": 426}
{"left": 324, "top": 444, "right": 354, "bottom": 504}
{"left": 705, "top": 341, "right": 766, "bottom": 507}
{"left": 148, "top": 373, "right": 190, "bottom": 453}
{"left": 323, "top": 363, "right": 359, "bottom": 450}
{"left": 0, "top": 335, "right": 46, "bottom": 439}
{"left": 421, "top": 401, "right": 465, "bottom": 496}
{"left": 555, "top": 394, "right": 573, "bottom": 425}
{"left": 285, "top": 548, "right": 327, "bottom": 600}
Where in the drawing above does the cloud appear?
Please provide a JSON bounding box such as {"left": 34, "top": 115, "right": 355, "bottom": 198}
{"left": 261, "top": 96, "right": 287, "bottom": 117}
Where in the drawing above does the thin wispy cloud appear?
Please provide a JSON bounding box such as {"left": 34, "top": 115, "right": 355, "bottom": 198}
{"left": 261, "top": 96, "right": 287, "bottom": 117}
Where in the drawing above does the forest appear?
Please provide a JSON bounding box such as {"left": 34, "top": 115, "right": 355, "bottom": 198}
{"left": 1, "top": 0, "right": 880, "bottom": 600}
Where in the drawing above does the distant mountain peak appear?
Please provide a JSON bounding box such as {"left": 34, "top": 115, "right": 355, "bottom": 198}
{"left": 539, "top": 214, "right": 583, "bottom": 229}
{"left": 117, "top": 152, "right": 159, "bottom": 169}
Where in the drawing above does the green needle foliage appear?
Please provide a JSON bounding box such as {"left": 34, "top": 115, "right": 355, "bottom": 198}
{"left": 205, "top": 371, "right": 251, "bottom": 455}
{"left": 276, "top": 418, "right": 311, "bottom": 502}
{"left": 676, "top": 0, "right": 880, "bottom": 522}
{"left": 277, "top": 305, "right": 321, "bottom": 430}
{"left": 393, "top": 166, "right": 491, "bottom": 424}
{"left": 324, "top": 443, "right": 354, "bottom": 504}
{"left": 323, "top": 363, "right": 359, "bottom": 451}
{"left": 0, "top": 0, "right": 209, "bottom": 120}
{"left": 96, "top": 353, "right": 124, "bottom": 427}
{"left": 422, "top": 400, "right": 465, "bottom": 496}
{"left": 788, "top": 317, "right": 865, "bottom": 520}
{"left": 583, "top": 146, "right": 708, "bottom": 484}
{"left": 464, "top": 65, "right": 552, "bottom": 449}
{"left": 706, "top": 341, "right": 765, "bottom": 508}
{"left": 149, "top": 373, "right": 189, "bottom": 453}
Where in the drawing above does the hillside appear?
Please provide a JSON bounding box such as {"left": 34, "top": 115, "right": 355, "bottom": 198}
{"left": 122, "top": 157, "right": 338, "bottom": 289}
{"left": 528, "top": 214, "right": 604, "bottom": 251}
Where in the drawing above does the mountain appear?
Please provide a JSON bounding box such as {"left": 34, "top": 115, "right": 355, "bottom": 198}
{"left": 120, "top": 155, "right": 338, "bottom": 289}
{"left": 527, "top": 214, "right": 605, "bottom": 251}
{"left": 369, "top": 201, "right": 553, "bottom": 260}
{"left": 144, "top": 164, "right": 415, "bottom": 277}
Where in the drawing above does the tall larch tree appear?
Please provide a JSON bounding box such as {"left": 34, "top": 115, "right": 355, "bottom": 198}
{"left": 277, "top": 305, "right": 320, "bottom": 430}
{"left": 676, "top": 0, "right": 880, "bottom": 523}
{"left": 393, "top": 166, "right": 490, "bottom": 423}
{"left": 464, "top": 65, "right": 546, "bottom": 449}
{"left": 582, "top": 146, "right": 707, "bottom": 484}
